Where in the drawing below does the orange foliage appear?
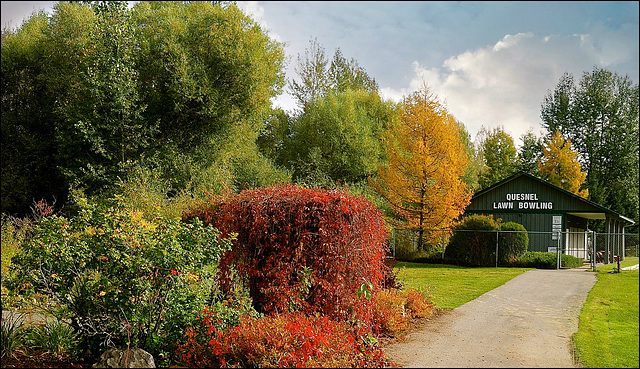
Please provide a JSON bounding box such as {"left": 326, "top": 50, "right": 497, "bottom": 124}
{"left": 371, "top": 85, "right": 472, "bottom": 231}
{"left": 371, "top": 288, "right": 434, "bottom": 337}
{"left": 538, "top": 129, "right": 589, "bottom": 198}
{"left": 176, "top": 310, "right": 390, "bottom": 368}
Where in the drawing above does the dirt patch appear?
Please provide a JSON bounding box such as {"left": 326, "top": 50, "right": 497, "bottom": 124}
{"left": 2, "top": 351, "right": 92, "bottom": 368}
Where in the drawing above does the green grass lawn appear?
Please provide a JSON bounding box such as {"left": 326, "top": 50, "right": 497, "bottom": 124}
{"left": 394, "top": 258, "right": 640, "bottom": 368}
{"left": 572, "top": 257, "right": 639, "bottom": 368}
{"left": 393, "top": 262, "right": 531, "bottom": 309}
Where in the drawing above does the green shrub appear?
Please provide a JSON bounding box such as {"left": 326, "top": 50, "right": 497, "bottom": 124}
{"left": 561, "top": 254, "right": 585, "bottom": 268}
{"left": 392, "top": 229, "right": 433, "bottom": 262}
{"left": 497, "top": 222, "right": 529, "bottom": 265}
{"left": 391, "top": 228, "right": 447, "bottom": 263}
{"left": 445, "top": 214, "right": 500, "bottom": 266}
{"left": 6, "top": 195, "right": 234, "bottom": 363}
{"left": 1, "top": 214, "right": 28, "bottom": 277}
{"left": 510, "top": 252, "right": 584, "bottom": 269}
{"left": 512, "top": 251, "right": 556, "bottom": 268}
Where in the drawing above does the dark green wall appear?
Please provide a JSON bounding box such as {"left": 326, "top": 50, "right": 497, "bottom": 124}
{"left": 465, "top": 173, "right": 596, "bottom": 253}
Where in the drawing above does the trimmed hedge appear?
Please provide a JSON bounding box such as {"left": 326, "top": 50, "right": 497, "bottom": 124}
{"left": 510, "top": 251, "right": 585, "bottom": 269}
{"left": 497, "top": 221, "right": 528, "bottom": 265}
{"left": 444, "top": 214, "right": 500, "bottom": 266}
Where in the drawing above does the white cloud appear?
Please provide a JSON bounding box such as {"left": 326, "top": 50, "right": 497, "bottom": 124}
{"left": 237, "top": 1, "right": 285, "bottom": 45}
{"left": 380, "top": 30, "right": 637, "bottom": 147}
{"left": 237, "top": 1, "right": 264, "bottom": 24}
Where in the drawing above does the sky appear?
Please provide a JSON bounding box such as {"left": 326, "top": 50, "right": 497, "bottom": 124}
{"left": 2, "top": 1, "right": 638, "bottom": 147}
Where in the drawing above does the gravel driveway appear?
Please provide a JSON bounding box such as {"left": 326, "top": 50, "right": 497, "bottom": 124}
{"left": 384, "top": 267, "right": 597, "bottom": 368}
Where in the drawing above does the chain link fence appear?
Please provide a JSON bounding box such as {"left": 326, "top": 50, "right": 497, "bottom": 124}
{"left": 390, "top": 228, "right": 639, "bottom": 269}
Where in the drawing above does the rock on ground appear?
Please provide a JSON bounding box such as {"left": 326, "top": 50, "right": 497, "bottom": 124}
{"left": 92, "top": 348, "right": 155, "bottom": 368}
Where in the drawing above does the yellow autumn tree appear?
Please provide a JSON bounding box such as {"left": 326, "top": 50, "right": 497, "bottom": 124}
{"left": 538, "top": 129, "right": 589, "bottom": 198}
{"left": 371, "top": 86, "right": 472, "bottom": 249}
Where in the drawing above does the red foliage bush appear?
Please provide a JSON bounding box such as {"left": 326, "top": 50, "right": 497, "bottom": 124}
{"left": 175, "top": 309, "right": 389, "bottom": 368}
{"left": 186, "top": 184, "right": 391, "bottom": 320}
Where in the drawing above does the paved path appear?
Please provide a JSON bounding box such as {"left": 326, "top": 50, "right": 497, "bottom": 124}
{"left": 384, "top": 267, "right": 597, "bottom": 368}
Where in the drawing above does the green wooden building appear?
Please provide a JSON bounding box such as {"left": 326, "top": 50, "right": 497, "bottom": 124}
{"left": 464, "top": 172, "right": 635, "bottom": 259}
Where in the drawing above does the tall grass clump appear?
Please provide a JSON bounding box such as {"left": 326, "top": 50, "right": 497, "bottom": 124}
{"left": 23, "top": 320, "right": 80, "bottom": 360}
{"left": 1, "top": 312, "right": 27, "bottom": 360}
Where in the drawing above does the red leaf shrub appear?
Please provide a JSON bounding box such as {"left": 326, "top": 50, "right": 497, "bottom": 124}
{"left": 186, "top": 184, "right": 390, "bottom": 320}
{"left": 175, "top": 309, "right": 389, "bottom": 368}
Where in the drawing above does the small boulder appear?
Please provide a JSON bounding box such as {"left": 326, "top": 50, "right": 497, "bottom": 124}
{"left": 92, "top": 348, "right": 155, "bottom": 368}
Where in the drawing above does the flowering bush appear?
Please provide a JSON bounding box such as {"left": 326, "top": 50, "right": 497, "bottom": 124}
{"left": 185, "top": 184, "right": 391, "bottom": 321}
{"left": 7, "top": 195, "right": 233, "bottom": 360}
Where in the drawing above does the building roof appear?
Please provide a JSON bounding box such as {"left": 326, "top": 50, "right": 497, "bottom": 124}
{"left": 469, "top": 171, "right": 635, "bottom": 225}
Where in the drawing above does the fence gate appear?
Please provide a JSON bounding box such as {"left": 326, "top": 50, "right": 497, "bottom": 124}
{"left": 590, "top": 232, "right": 639, "bottom": 265}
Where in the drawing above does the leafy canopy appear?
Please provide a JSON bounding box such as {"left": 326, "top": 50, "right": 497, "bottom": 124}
{"left": 371, "top": 85, "right": 472, "bottom": 234}
{"left": 476, "top": 126, "right": 518, "bottom": 189}
{"left": 538, "top": 129, "right": 588, "bottom": 198}
{"left": 540, "top": 66, "right": 639, "bottom": 230}
{"left": 1, "top": 1, "right": 287, "bottom": 215}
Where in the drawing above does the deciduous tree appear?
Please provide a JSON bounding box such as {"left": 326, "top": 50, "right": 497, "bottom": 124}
{"left": 1, "top": 1, "right": 287, "bottom": 215}
{"left": 285, "top": 89, "right": 395, "bottom": 185}
{"left": 476, "top": 126, "right": 518, "bottom": 189}
{"left": 456, "top": 119, "right": 481, "bottom": 191}
{"left": 538, "top": 129, "right": 588, "bottom": 198}
{"left": 271, "top": 39, "right": 392, "bottom": 187}
{"left": 541, "top": 67, "right": 639, "bottom": 230}
{"left": 516, "top": 129, "right": 543, "bottom": 176}
{"left": 371, "top": 85, "right": 472, "bottom": 249}
{"left": 288, "top": 38, "right": 378, "bottom": 109}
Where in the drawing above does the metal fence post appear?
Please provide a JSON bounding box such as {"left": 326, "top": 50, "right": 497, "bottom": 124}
{"left": 606, "top": 219, "right": 611, "bottom": 264}
{"left": 556, "top": 233, "right": 561, "bottom": 270}
{"left": 495, "top": 230, "right": 499, "bottom": 268}
{"left": 591, "top": 230, "right": 597, "bottom": 271}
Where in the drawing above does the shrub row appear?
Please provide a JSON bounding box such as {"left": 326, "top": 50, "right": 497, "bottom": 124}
{"left": 175, "top": 309, "right": 387, "bottom": 368}
{"left": 175, "top": 286, "right": 433, "bottom": 368}
{"left": 6, "top": 185, "right": 433, "bottom": 367}
{"left": 510, "top": 251, "right": 585, "bottom": 269}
